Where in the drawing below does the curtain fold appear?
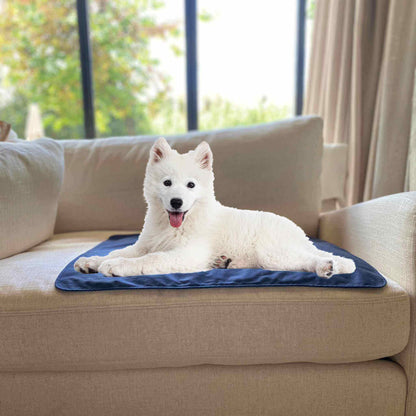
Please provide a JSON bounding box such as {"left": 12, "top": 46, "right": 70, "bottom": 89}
{"left": 406, "top": 70, "right": 416, "bottom": 191}
{"left": 304, "top": 0, "right": 416, "bottom": 205}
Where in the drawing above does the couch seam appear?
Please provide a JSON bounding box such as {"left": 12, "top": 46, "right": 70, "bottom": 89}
{"left": 0, "top": 348, "right": 408, "bottom": 374}
{"left": 0, "top": 294, "right": 409, "bottom": 316}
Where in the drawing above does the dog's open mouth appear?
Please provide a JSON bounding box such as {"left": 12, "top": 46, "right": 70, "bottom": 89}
{"left": 167, "top": 211, "right": 187, "bottom": 228}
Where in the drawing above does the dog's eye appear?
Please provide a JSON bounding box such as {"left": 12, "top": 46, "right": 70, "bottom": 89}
{"left": 163, "top": 180, "right": 172, "bottom": 187}
{"left": 187, "top": 181, "right": 195, "bottom": 189}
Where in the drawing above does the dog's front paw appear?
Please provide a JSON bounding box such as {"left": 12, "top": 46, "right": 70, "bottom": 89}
{"left": 98, "top": 258, "right": 130, "bottom": 277}
{"left": 74, "top": 256, "right": 104, "bottom": 274}
{"left": 98, "top": 258, "right": 142, "bottom": 277}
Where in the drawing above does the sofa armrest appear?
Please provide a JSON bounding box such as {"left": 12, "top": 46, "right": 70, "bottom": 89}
{"left": 319, "top": 192, "right": 416, "bottom": 416}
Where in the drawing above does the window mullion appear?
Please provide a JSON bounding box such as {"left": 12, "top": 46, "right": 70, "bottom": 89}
{"left": 76, "top": 0, "right": 96, "bottom": 138}
{"left": 295, "top": 0, "right": 306, "bottom": 116}
{"left": 185, "top": 0, "right": 198, "bottom": 131}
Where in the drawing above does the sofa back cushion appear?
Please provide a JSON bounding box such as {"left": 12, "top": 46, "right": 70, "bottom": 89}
{"left": 0, "top": 139, "right": 64, "bottom": 259}
{"left": 55, "top": 116, "right": 323, "bottom": 236}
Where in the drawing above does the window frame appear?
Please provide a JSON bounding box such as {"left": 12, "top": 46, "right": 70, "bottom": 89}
{"left": 76, "top": 0, "right": 307, "bottom": 138}
{"left": 76, "top": 0, "right": 96, "bottom": 139}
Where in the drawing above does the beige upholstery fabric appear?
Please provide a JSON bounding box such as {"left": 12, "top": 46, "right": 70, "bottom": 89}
{"left": 0, "top": 231, "right": 409, "bottom": 372}
{"left": 406, "top": 68, "right": 416, "bottom": 191}
{"left": 319, "top": 192, "right": 416, "bottom": 416}
{"left": 55, "top": 116, "right": 323, "bottom": 237}
{"left": 0, "top": 361, "right": 406, "bottom": 416}
{"left": 0, "top": 138, "right": 64, "bottom": 259}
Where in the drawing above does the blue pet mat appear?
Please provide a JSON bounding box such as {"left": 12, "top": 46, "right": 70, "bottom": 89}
{"left": 55, "top": 234, "right": 386, "bottom": 291}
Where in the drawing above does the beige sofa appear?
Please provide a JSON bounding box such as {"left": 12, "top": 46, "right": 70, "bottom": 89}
{"left": 0, "top": 116, "right": 414, "bottom": 416}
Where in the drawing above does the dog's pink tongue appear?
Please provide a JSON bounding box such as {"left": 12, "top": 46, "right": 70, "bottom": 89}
{"left": 169, "top": 212, "right": 184, "bottom": 228}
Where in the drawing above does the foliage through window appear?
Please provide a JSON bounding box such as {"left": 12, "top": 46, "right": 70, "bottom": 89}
{"left": 0, "top": 0, "right": 308, "bottom": 139}
{"left": 198, "top": 0, "right": 295, "bottom": 130}
{"left": 0, "top": 0, "right": 83, "bottom": 139}
{"left": 90, "top": 0, "right": 186, "bottom": 137}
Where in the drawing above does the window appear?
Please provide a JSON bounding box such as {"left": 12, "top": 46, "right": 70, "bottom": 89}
{"left": 0, "top": 0, "right": 308, "bottom": 139}
{"left": 90, "top": 0, "right": 187, "bottom": 137}
{"left": 198, "top": 0, "right": 296, "bottom": 130}
{"left": 0, "top": 0, "right": 84, "bottom": 139}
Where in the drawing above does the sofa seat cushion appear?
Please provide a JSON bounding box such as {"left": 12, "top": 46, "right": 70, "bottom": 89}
{"left": 0, "top": 361, "right": 407, "bottom": 416}
{"left": 0, "top": 231, "right": 410, "bottom": 372}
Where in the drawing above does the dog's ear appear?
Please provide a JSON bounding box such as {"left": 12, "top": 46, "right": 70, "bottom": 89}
{"left": 194, "top": 141, "right": 213, "bottom": 170}
{"left": 150, "top": 137, "right": 171, "bottom": 163}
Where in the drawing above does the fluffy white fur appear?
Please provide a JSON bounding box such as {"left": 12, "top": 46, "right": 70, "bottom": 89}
{"left": 75, "top": 138, "right": 356, "bottom": 278}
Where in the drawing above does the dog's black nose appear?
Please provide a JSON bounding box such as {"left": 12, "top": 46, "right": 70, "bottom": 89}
{"left": 170, "top": 198, "right": 183, "bottom": 210}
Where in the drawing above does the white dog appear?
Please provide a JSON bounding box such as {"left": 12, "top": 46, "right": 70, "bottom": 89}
{"left": 75, "top": 138, "right": 356, "bottom": 278}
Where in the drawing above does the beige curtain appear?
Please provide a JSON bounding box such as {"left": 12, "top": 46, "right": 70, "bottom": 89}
{"left": 406, "top": 69, "right": 416, "bottom": 191}
{"left": 304, "top": 0, "right": 416, "bottom": 205}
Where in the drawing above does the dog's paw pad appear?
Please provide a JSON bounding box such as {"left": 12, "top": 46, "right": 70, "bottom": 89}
{"left": 316, "top": 259, "right": 335, "bottom": 279}
{"left": 212, "top": 256, "right": 232, "bottom": 269}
